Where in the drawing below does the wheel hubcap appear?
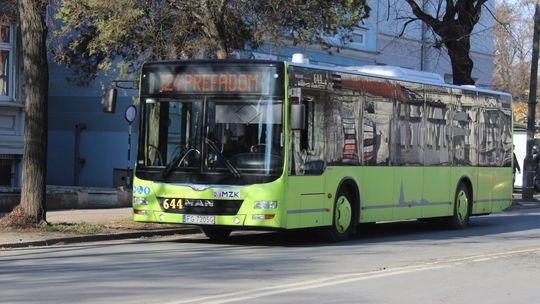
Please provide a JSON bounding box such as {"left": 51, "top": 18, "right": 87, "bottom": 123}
{"left": 456, "top": 190, "right": 469, "bottom": 222}
{"left": 335, "top": 195, "right": 352, "bottom": 233}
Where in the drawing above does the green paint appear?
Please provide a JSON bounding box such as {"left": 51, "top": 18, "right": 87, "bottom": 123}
{"left": 132, "top": 165, "right": 512, "bottom": 230}
{"left": 456, "top": 189, "right": 469, "bottom": 222}
{"left": 131, "top": 61, "right": 513, "bottom": 232}
{"left": 335, "top": 195, "right": 352, "bottom": 233}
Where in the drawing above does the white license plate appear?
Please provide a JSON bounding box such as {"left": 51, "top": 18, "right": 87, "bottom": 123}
{"left": 183, "top": 215, "right": 215, "bottom": 225}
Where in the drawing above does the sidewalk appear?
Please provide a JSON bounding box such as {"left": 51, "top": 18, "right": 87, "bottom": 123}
{"left": 508, "top": 192, "right": 540, "bottom": 211}
{"left": 0, "top": 208, "right": 201, "bottom": 249}
{"left": 2, "top": 197, "right": 540, "bottom": 250}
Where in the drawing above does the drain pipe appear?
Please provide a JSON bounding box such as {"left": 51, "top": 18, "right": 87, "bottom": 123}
{"left": 74, "top": 123, "right": 87, "bottom": 186}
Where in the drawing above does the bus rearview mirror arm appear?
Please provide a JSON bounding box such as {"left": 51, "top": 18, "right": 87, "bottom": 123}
{"left": 101, "top": 79, "right": 138, "bottom": 114}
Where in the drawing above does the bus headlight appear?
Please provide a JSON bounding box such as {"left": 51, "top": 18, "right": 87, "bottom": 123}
{"left": 252, "top": 214, "right": 275, "bottom": 220}
{"left": 134, "top": 197, "right": 148, "bottom": 205}
{"left": 134, "top": 209, "right": 150, "bottom": 215}
{"left": 254, "top": 201, "right": 277, "bottom": 209}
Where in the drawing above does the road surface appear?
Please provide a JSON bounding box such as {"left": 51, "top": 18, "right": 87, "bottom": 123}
{"left": 1, "top": 207, "right": 540, "bottom": 303}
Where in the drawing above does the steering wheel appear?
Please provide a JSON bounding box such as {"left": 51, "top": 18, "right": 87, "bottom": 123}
{"left": 250, "top": 144, "right": 266, "bottom": 153}
{"left": 178, "top": 148, "right": 201, "bottom": 167}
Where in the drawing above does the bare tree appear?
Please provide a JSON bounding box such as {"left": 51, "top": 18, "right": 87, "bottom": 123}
{"left": 0, "top": 0, "right": 49, "bottom": 227}
{"left": 493, "top": 0, "right": 534, "bottom": 104}
{"left": 492, "top": 0, "right": 540, "bottom": 125}
{"left": 397, "top": 0, "right": 488, "bottom": 85}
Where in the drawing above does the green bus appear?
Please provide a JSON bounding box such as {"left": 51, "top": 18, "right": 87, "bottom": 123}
{"left": 128, "top": 58, "right": 513, "bottom": 241}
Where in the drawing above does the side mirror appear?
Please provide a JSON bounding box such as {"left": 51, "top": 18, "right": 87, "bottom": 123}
{"left": 101, "top": 88, "right": 117, "bottom": 113}
{"left": 290, "top": 104, "right": 305, "bottom": 130}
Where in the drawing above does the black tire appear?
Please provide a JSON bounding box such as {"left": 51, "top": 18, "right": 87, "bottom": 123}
{"left": 201, "top": 227, "right": 232, "bottom": 241}
{"left": 319, "top": 188, "right": 356, "bottom": 242}
{"left": 445, "top": 182, "right": 471, "bottom": 229}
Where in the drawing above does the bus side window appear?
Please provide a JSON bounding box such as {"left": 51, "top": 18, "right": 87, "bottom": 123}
{"left": 363, "top": 98, "right": 392, "bottom": 166}
{"left": 305, "top": 99, "right": 326, "bottom": 174}
{"left": 425, "top": 86, "right": 452, "bottom": 166}
{"left": 294, "top": 95, "right": 325, "bottom": 175}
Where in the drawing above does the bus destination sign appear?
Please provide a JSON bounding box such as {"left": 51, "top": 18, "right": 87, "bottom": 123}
{"left": 142, "top": 63, "right": 284, "bottom": 96}
{"left": 159, "top": 72, "right": 262, "bottom": 94}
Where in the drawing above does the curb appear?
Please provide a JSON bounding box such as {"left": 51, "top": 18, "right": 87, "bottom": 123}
{"left": 0, "top": 227, "right": 201, "bottom": 249}
{"left": 507, "top": 201, "right": 540, "bottom": 211}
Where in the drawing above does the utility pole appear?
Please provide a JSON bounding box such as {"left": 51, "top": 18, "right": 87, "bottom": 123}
{"left": 420, "top": 0, "right": 428, "bottom": 71}
{"left": 523, "top": 0, "right": 540, "bottom": 200}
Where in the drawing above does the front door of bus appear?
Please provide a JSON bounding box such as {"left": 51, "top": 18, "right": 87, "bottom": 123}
{"left": 286, "top": 91, "right": 326, "bottom": 229}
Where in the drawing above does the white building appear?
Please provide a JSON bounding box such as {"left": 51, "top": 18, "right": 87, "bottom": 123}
{"left": 247, "top": 0, "right": 494, "bottom": 87}
{"left": 375, "top": 0, "right": 494, "bottom": 86}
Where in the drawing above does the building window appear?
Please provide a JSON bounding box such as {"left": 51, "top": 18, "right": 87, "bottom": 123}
{"left": 0, "top": 155, "right": 20, "bottom": 187}
{"left": 0, "top": 162, "right": 11, "bottom": 185}
{"left": 352, "top": 32, "right": 365, "bottom": 45}
{"left": 346, "top": 29, "right": 367, "bottom": 51}
{"left": 0, "top": 25, "right": 13, "bottom": 99}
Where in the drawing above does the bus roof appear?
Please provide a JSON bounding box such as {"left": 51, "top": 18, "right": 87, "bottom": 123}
{"left": 142, "top": 59, "right": 283, "bottom": 69}
{"left": 288, "top": 61, "right": 511, "bottom": 97}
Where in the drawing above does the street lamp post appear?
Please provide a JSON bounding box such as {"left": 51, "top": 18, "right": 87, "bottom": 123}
{"left": 523, "top": 0, "right": 540, "bottom": 200}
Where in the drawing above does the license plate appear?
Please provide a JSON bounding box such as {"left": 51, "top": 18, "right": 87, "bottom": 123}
{"left": 183, "top": 215, "right": 215, "bottom": 225}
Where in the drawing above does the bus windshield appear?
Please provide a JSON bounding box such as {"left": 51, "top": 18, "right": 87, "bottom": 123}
{"left": 139, "top": 97, "right": 284, "bottom": 183}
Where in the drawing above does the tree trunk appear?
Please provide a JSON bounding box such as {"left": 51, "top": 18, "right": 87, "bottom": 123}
{"left": 17, "top": 0, "right": 49, "bottom": 224}
{"left": 446, "top": 39, "right": 475, "bottom": 85}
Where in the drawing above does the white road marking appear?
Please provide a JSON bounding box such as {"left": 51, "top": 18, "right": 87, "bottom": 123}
{"left": 167, "top": 247, "right": 540, "bottom": 304}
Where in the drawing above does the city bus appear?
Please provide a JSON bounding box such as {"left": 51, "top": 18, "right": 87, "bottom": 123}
{"left": 124, "top": 57, "right": 512, "bottom": 241}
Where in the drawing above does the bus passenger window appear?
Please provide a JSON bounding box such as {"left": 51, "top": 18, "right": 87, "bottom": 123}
{"left": 363, "top": 98, "right": 392, "bottom": 166}
{"left": 292, "top": 95, "right": 325, "bottom": 175}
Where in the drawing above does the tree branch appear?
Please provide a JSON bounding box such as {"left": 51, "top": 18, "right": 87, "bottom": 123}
{"left": 443, "top": 0, "right": 456, "bottom": 23}
{"left": 404, "top": 0, "right": 441, "bottom": 30}
{"left": 472, "top": 0, "right": 489, "bottom": 23}
{"left": 484, "top": 2, "right": 507, "bottom": 27}
{"left": 398, "top": 17, "right": 421, "bottom": 37}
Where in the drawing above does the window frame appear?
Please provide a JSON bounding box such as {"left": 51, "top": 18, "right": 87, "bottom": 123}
{"left": 347, "top": 29, "right": 367, "bottom": 50}
{"left": 0, "top": 24, "right": 15, "bottom": 102}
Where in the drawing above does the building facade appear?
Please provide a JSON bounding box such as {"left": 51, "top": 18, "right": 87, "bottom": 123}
{"left": 374, "top": 0, "right": 494, "bottom": 87}
{"left": 19, "top": 1, "right": 498, "bottom": 189}
{"left": 0, "top": 10, "right": 24, "bottom": 189}
{"left": 243, "top": 0, "right": 494, "bottom": 87}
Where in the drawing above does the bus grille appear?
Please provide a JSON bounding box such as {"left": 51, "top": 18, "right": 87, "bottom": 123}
{"left": 157, "top": 198, "right": 243, "bottom": 215}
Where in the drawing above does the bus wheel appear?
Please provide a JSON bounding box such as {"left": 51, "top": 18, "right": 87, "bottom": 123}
{"left": 320, "top": 189, "right": 354, "bottom": 242}
{"left": 201, "top": 227, "right": 232, "bottom": 241}
{"left": 446, "top": 182, "right": 471, "bottom": 229}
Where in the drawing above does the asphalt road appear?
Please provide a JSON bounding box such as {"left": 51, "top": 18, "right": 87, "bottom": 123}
{"left": 1, "top": 207, "right": 540, "bottom": 304}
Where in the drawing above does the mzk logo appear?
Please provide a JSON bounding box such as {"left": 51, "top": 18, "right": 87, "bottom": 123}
{"left": 213, "top": 190, "right": 240, "bottom": 198}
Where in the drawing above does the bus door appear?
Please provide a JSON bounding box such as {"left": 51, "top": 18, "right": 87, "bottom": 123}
{"left": 286, "top": 89, "right": 327, "bottom": 229}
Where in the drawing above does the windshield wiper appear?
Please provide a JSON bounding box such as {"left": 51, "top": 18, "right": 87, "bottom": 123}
{"left": 205, "top": 138, "right": 242, "bottom": 178}
{"left": 161, "top": 151, "right": 183, "bottom": 179}
{"left": 161, "top": 147, "right": 201, "bottom": 179}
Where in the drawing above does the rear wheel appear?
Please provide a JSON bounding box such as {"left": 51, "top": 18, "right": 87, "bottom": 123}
{"left": 446, "top": 182, "right": 471, "bottom": 229}
{"left": 320, "top": 189, "right": 355, "bottom": 242}
{"left": 201, "top": 227, "right": 232, "bottom": 241}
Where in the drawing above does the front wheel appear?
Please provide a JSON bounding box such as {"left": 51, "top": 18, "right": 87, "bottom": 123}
{"left": 201, "top": 227, "right": 232, "bottom": 241}
{"left": 445, "top": 182, "right": 471, "bottom": 229}
{"left": 319, "top": 189, "right": 355, "bottom": 242}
